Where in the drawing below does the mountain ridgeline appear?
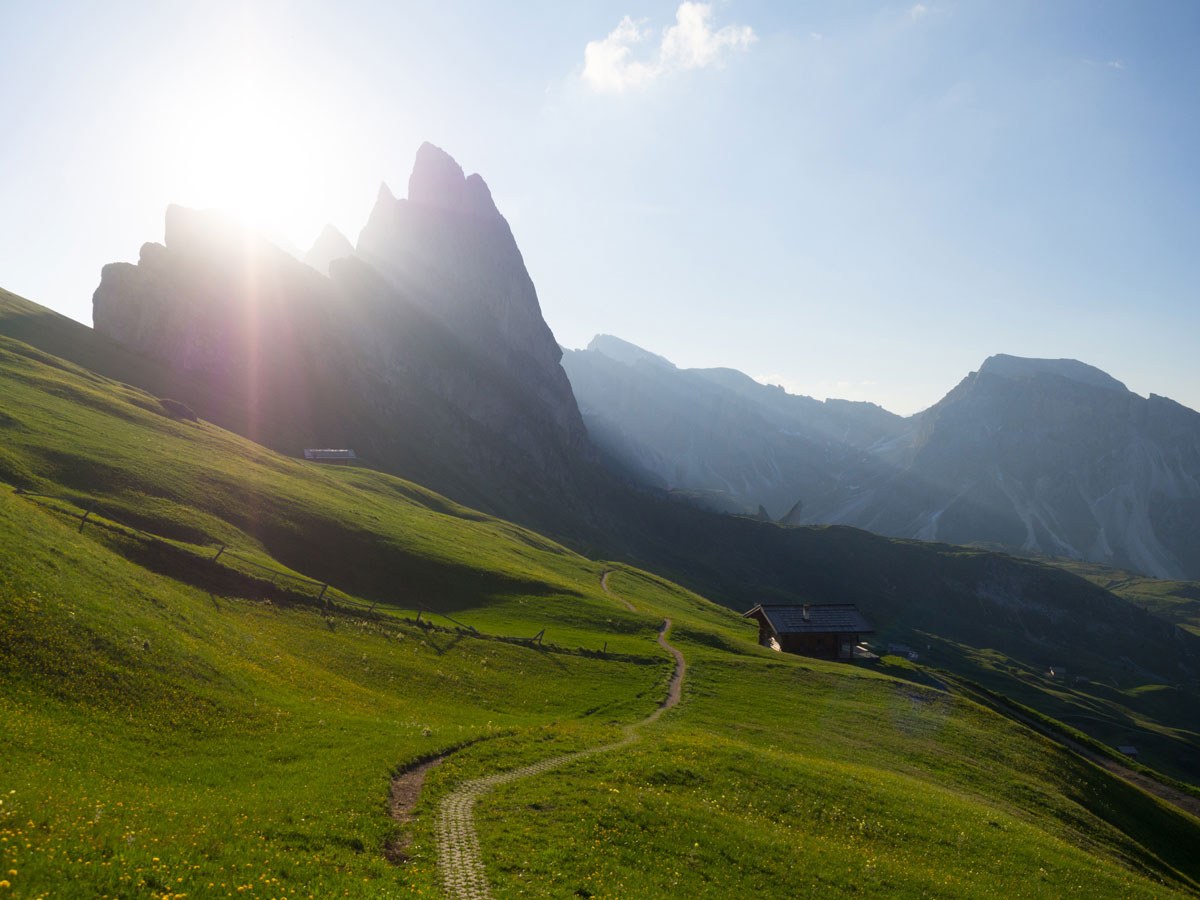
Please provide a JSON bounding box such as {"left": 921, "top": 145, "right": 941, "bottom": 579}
{"left": 68, "top": 142, "right": 1200, "bottom": 590}
{"left": 564, "top": 339, "right": 1200, "bottom": 581}
{"left": 563, "top": 334, "right": 909, "bottom": 518}
{"left": 2, "top": 142, "right": 1196, "bottom": 776}
{"left": 93, "top": 143, "right": 593, "bottom": 530}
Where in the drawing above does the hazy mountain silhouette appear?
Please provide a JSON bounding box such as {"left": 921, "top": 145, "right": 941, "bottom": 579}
{"left": 563, "top": 335, "right": 906, "bottom": 518}
{"left": 304, "top": 224, "right": 354, "bottom": 276}
{"left": 807, "top": 354, "right": 1200, "bottom": 579}
{"left": 567, "top": 339, "right": 1200, "bottom": 579}
{"left": 92, "top": 144, "right": 593, "bottom": 528}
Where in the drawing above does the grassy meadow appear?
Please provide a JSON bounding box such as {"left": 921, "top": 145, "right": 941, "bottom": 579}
{"left": 5, "top": 285, "right": 1199, "bottom": 787}
{"left": 1043, "top": 555, "right": 1200, "bottom": 638}
{"left": 1, "top": 312, "right": 1199, "bottom": 899}
{"left": 447, "top": 570, "right": 1200, "bottom": 900}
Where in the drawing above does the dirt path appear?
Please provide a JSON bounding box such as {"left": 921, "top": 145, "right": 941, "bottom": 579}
{"left": 386, "top": 757, "right": 446, "bottom": 864}
{"left": 936, "top": 675, "right": 1200, "bottom": 821}
{"left": 435, "top": 605, "right": 685, "bottom": 899}
{"left": 600, "top": 568, "right": 636, "bottom": 611}
{"left": 980, "top": 693, "right": 1200, "bottom": 820}
{"left": 650, "top": 619, "right": 685, "bottom": 720}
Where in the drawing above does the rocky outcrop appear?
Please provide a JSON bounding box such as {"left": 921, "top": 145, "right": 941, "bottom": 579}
{"left": 779, "top": 498, "right": 805, "bottom": 526}
{"left": 92, "top": 145, "right": 593, "bottom": 524}
{"left": 356, "top": 143, "right": 588, "bottom": 450}
{"left": 406, "top": 143, "right": 500, "bottom": 218}
{"left": 304, "top": 224, "right": 354, "bottom": 276}
{"left": 805, "top": 356, "right": 1200, "bottom": 579}
{"left": 95, "top": 207, "right": 335, "bottom": 375}
{"left": 93, "top": 207, "right": 341, "bottom": 447}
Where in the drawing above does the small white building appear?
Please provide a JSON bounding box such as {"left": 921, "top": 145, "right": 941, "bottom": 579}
{"left": 303, "top": 449, "right": 357, "bottom": 466}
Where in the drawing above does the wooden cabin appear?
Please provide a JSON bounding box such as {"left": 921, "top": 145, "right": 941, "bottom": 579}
{"left": 303, "top": 449, "right": 357, "bottom": 466}
{"left": 743, "top": 603, "right": 874, "bottom": 660}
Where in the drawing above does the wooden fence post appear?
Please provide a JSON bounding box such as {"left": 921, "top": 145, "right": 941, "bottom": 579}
{"left": 213, "top": 545, "right": 225, "bottom": 562}
{"left": 317, "top": 584, "right": 329, "bottom": 603}
{"left": 534, "top": 628, "right": 545, "bottom": 647}
{"left": 416, "top": 610, "right": 422, "bottom": 624}
{"left": 78, "top": 501, "right": 96, "bottom": 533}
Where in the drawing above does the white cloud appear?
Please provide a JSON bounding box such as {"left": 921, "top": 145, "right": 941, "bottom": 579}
{"left": 908, "top": 3, "right": 929, "bottom": 19}
{"left": 1107, "top": 59, "right": 1126, "bottom": 70}
{"left": 581, "top": 16, "right": 659, "bottom": 93}
{"left": 582, "top": 3, "right": 756, "bottom": 94}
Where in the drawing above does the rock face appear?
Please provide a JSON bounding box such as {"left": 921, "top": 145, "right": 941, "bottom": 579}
{"left": 93, "top": 206, "right": 343, "bottom": 447}
{"left": 563, "top": 340, "right": 1200, "bottom": 579}
{"left": 93, "top": 145, "right": 591, "bottom": 524}
{"left": 354, "top": 142, "right": 588, "bottom": 452}
{"left": 304, "top": 224, "right": 354, "bottom": 276}
{"left": 86, "top": 142, "right": 1200, "bottom": 588}
{"left": 562, "top": 336, "right": 908, "bottom": 519}
{"left": 807, "top": 355, "right": 1200, "bottom": 579}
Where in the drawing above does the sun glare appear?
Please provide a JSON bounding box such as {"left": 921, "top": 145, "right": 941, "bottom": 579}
{"left": 147, "top": 60, "right": 351, "bottom": 253}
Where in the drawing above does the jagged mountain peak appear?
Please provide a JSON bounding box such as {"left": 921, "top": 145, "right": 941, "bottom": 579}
{"left": 587, "top": 334, "right": 676, "bottom": 369}
{"left": 154, "top": 205, "right": 306, "bottom": 277}
{"left": 978, "top": 353, "right": 1128, "bottom": 394}
{"left": 304, "top": 224, "right": 354, "bottom": 276}
{"left": 407, "top": 142, "right": 499, "bottom": 218}
{"left": 563, "top": 334, "right": 1200, "bottom": 579}
{"left": 163, "top": 204, "right": 247, "bottom": 252}
{"left": 92, "top": 142, "right": 591, "bottom": 529}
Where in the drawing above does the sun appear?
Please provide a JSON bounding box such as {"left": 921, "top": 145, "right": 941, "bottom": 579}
{"left": 146, "top": 61, "right": 350, "bottom": 252}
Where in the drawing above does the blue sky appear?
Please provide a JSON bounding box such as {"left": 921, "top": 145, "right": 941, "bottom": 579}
{"left": 2, "top": 1, "right": 1198, "bottom": 415}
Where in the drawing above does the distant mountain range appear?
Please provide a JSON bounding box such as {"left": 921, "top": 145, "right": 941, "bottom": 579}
{"left": 563, "top": 335, "right": 908, "bottom": 520}
{"left": 564, "top": 338, "right": 1200, "bottom": 580}
{"left": 81, "top": 143, "right": 1200, "bottom": 581}
{"left": 75, "top": 143, "right": 1200, "bottom": 582}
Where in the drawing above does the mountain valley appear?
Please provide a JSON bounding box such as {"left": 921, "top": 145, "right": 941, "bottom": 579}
{"left": 2, "top": 143, "right": 1199, "bottom": 899}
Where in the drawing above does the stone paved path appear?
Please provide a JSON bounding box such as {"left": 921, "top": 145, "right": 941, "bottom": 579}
{"left": 436, "top": 579, "right": 685, "bottom": 900}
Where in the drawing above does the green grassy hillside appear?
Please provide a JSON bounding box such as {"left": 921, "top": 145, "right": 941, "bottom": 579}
{"left": 468, "top": 593, "right": 1200, "bottom": 899}
{"left": 1032, "top": 553, "right": 1200, "bottom": 637}
{"left": 2, "top": 296, "right": 1200, "bottom": 898}
{"left": 4, "top": 286, "right": 1200, "bottom": 787}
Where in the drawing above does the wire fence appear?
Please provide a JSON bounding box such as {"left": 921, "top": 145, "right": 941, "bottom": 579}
{"left": 9, "top": 486, "right": 605, "bottom": 651}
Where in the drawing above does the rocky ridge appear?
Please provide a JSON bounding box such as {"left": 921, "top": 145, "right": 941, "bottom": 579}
{"left": 304, "top": 224, "right": 354, "bottom": 276}
{"left": 92, "top": 144, "right": 591, "bottom": 523}
{"left": 562, "top": 336, "right": 908, "bottom": 519}
{"left": 564, "top": 339, "right": 1200, "bottom": 579}
{"left": 809, "top": 356, "right": 1200, "bottom": 579}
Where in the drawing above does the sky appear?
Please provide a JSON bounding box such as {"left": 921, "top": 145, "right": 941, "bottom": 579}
{"left": 2, "top": 0, "right": 1198, "bottom": 416}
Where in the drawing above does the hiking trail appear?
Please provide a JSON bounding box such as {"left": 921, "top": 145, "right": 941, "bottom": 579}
{"left": 434, "top": 574, "right": 684, "bottom": 900}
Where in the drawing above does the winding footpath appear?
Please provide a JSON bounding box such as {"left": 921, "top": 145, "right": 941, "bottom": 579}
{"left": 435, "top": 575, "right": 685, "bottom": 900}
{"left": 600, "top": 568, "right": 636, "bottom": 611}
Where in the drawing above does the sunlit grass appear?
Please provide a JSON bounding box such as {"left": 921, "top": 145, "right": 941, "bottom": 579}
{"left": 2, "top": 320, "right": 1200, "bottom": 899}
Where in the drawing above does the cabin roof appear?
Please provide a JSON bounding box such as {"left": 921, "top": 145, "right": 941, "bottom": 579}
{"left": 304, "top": 449, "right": 357, "bottom": 460}
{"left": 743, "top": 603, "right": 874, "bottom": 634}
